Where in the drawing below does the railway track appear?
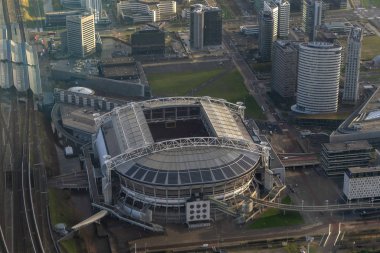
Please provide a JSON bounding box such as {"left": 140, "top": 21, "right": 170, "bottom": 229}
{"left": 0, "top": 0, "right": 50, "bottom": 247}
{"left": 21, "top": 99, "right": 45, "bottom": 253}
{"left": 0, "top": 224, "right": 9, "bottom": 253}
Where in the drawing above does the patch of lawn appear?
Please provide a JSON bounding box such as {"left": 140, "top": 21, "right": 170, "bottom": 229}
{"left": 362, "top": 36, "right": 380, "bottom": 61}
{"left": 147, "top": 69, "right": 224, "bottom": 97}
{"left": 361, "top": 0, "right": 380, "bottom": 8}
{"left": 48, "top": 188, "right": 75, "bottom": 225}
{"left": 252, "top": 62, "right": 272, "bottom": 73}
{"left": 249, "top": 196, "right": 304, "bottom": 229}
{"left": 215, "top": 0, "right": 236, "bottom": 19}
{"left": 60, "top": 239, "right": 81, "bottom": 253}
{"left": 195, "top": 69, "right": 266, "bottom": 120}
{"left": 339, "top": 36, "right": 380, "bottom": 61}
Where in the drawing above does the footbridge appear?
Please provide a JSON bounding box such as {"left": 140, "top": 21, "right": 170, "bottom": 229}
{"left": 250, "top": 198, "right": 380, "bottom": 212}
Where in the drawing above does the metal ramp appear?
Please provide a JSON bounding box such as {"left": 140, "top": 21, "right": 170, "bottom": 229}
{"left": 207, "top": 197, "right": 239, "bottom": 217}
{"left": 92, "top": 203, "right": 164, "bottom": 233}
{"left": 71, "top": 210, "right": 108, "bottom": 231}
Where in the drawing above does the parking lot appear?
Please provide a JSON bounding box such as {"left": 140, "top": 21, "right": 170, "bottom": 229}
{"left": 285, "top": 167, "right": 349, "bottom": 224}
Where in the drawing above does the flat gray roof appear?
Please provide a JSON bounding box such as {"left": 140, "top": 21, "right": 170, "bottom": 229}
{"left": 323, "top": 140, "right": 372, "bottom": 152}
{"left": 60, "top": 104, "right": 98, "bottom": 133}
{"left": 348, "top": 166, "right": 380, "bottom": 174}
{"left": 333, "top": 87, "right": 380, "bottom": 136}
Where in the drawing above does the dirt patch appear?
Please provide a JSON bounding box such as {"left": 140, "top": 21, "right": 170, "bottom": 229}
{"left": 269, "top": 133, "right": 303, "bottom": 154}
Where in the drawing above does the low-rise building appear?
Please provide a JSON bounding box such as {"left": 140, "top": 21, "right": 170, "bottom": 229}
{"left": 321, "top": 140, "right": 373, "bottom": 177}
{"left": 131, "top": 25, "right": 165, "bottom": 55}
{"left": 343, "top": 166, "right": 380, "bottom": 201}
{"left": 117, "top": 1, "right": 157, "bottom": 24}
{"left": 240, "top": 25, "right": 259, "bottom": 36}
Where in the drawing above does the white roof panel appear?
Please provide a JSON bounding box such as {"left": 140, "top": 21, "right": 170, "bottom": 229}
{"left": 200, "top": 100, "right": 245, "bottom": 140}
{"left": 112, "top": 103, "right": 154, "bottom": 151}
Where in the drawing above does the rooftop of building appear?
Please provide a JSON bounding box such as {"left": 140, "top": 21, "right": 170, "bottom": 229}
{"left": 275, "top": 40, "right": 299, "bottom": 51}
{"left": 51, "top": 58, "right": 146, "bottom": 84}
{"left": 323, "top": 21, "right": 353, "bottom": 28}
{"left": 100, "top": 59, "right": 140, "bottom": 79}
{"left": 303, "top": 41, "right": 342, "bottom": 49}
{"left": 334, "top": 87, "right": 380, "bottom": 135}
{"left": 191, "top": 4, "right": 221, "bottom": 12}
{"left": 348, "top": 166, "right": 380, "bottom": 174}
{"left": 322, "top": 140, "right": 372, "bottom": 152}
{"left": 60, "top": 104, "right": 100, "bottom": 134}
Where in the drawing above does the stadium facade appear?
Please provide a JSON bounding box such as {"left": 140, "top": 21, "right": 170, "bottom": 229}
{"left": 92, "top": 97, "right": 271, "bottom": 225}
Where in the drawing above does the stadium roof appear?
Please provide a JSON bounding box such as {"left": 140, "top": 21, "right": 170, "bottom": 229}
{"left": 95, "top": 97, "right": 262, "bottom": 181}
{"left": 97, "top": 97, "right": 249, "bottom": 154}
{"left": 200, "top": 100, "right": 246, "bottom": 140}
{"left": 115, "top": 148, "right": 259, "bottom": 185}
{"left": 112, "top": 103, "right": 154, "bottom": 152}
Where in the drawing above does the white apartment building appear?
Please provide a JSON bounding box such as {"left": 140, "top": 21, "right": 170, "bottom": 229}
{"left": 292, "top": 42, "right": 342, "bottom": 114}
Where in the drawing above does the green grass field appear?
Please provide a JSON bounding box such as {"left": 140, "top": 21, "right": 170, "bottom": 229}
{"left": 339, "top": 36, "right": 380, "bottom": 61}
{"left": 48, "top": 188, "right": 76, "bottom": 225}
{"left": 195, "top": 69, "right": 266, "bottom": 120}
{"left": 361, "top": 0, "right": 380, "bottom": 8}
{"left": 60, "top": 239, "right": 82, "bottom": 253}
{"left": 148, "top": 68, "right": 266, "bottom": 120}
{"left": 362, "top": 36, "right": 380, "bottom": 61}
{"left": 147, "top": 69, "right": 224, "bottom": 97}
{"left": 215, "top": 0, "right": 237, "bottom": 19}
{"left": 249, "top": 196, "right": 304, "bottom": 229}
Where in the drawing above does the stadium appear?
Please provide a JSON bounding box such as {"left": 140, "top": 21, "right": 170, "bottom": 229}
{"left": 92, "top": 97, "right": 271, "bottom": 226}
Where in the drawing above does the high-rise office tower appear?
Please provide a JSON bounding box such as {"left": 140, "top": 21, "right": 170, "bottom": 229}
{"left": 271, "top": 40, "right": 298, "bottom": 99}
{"left": 302, "top": 0, "right": 323, "bottom": 41}
{"left": 190, "top": 4, "right": 222, "bottom": 49}
{"left": 66, "top": 14, "right": 96, "bottom": 58}
{"left": 275, "top": 0, "right": 290, "bottom": 38}
{"left": 343, "top": 27, "right": 363, "bottom": 104}
{"left": 85, "top": 0, "right": 102, "bottom": 23}
{"left": 259, "top": 1, "right": 278, "bottom": 62}
{"left": 292, "top": 42, "right": 342, "bottom": 114}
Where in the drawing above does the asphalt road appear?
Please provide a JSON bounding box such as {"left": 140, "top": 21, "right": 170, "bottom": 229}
{"left": 222, "top": 30, "right": 276, "bottom": 122}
